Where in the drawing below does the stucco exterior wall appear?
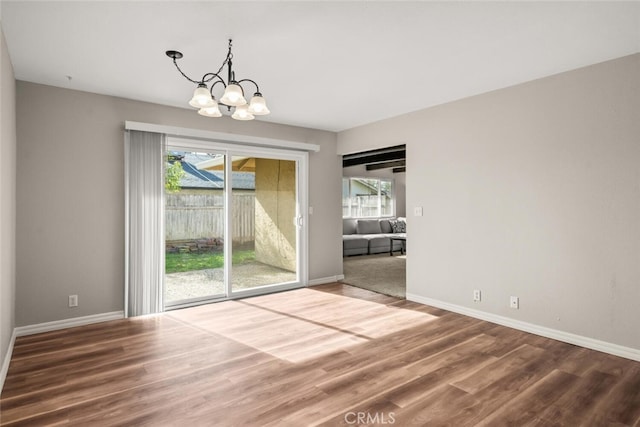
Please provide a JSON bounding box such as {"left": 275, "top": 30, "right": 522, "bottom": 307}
{"left": 254, "top": 159, "right": 296, "bottom": 272}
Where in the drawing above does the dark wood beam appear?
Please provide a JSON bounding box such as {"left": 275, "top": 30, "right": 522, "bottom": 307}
{"left": 342, "top": 145, "right": 405, "bottom": 167}
{"left": 365, "top": 160, "right": 406, "bottom": 171}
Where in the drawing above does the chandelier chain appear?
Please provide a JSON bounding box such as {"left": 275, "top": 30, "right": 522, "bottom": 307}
{"left": 171, "top": 40, "right": 233, "bottom": 85}
{"left": 171, "top": 58, "right": 200, "bottom": 85}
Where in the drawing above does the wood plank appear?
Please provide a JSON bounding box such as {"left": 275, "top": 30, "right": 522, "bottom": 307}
{"left": 441, "top": 343, "right": 581, "bottom": 426}
{"left": 476, "top": 369, "right": 580, "bottom": 426}
{"left": 388, "top": 384, "right": 478, "bottom": 426}
{"left": 548, "top": 365, "right": 640, "bottom": 426}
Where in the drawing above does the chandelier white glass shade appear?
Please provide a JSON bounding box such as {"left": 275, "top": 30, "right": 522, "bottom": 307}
{"left": 197, "top": 103, "right": 222, "bottom": 118}
{"left": 166, "top": 39, "right": 270, "bottom": 121}
{"left": 219, "top": 83, "right": 246, "bottom": 107}
{"left": 231, "top": 104, "right": 254, "bottom": 121}
{"left": 189, "top": 83, "right": 215, "bottom": 108}
{"left": 248, "top": 93, "right": 270, "bottom": 115}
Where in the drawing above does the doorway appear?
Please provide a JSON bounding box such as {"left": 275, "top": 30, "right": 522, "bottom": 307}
{"left": 164, "top": 138, "right": 307, "bottom": 309}
{"left": 341, "top": 145, "right": 407, "bottom": 298}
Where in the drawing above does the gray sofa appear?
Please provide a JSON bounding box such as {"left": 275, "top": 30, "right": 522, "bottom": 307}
{"left": 343, "top": 217, "right": 406, "bottom": 256}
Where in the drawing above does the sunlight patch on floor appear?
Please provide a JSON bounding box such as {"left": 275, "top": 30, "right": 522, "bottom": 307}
{"left": 168, "top": 287, "right": 437, "bottom": 363}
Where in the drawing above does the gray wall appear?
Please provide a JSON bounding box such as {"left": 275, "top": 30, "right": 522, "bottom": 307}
{"left": 1, "top": 24, "right": 16, "bottom": 371}
{"left": 16, "top": 82, "right": 342, "bottom": 326}
{"left": 343, "top": 164, "right": 406, "bottom": 218}
{"left": 338, "top": 54, "right": 640, "bottom": 350}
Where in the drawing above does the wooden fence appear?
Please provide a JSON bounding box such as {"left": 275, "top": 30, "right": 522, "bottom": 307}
{"left": 343, "top": 195, "right": 393, "bottom": 218}
{"left": 165, "top": 192, "right": 255, "bottom": 243}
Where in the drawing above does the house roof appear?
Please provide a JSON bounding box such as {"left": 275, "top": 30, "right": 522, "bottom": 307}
{"left": 171, "top": 152, "right": 255, "bottom": 190}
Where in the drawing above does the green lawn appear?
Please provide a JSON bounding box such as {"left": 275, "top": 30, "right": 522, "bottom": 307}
{"left": 166, "top": 250, "right": 255, "bottom": 274}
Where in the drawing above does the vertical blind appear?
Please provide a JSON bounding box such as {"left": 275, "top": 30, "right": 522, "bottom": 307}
{"left": 124, "top": 130, "right": 165, "bottom": 317}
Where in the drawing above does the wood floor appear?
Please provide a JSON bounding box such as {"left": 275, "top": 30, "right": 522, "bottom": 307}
{"left": 1, "top": 284, "right": 639, "bottom": 426}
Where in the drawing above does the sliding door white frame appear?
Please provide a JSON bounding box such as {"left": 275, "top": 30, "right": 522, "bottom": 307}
{"left": 166, "top": 136, "right": 309, "bottom": 305}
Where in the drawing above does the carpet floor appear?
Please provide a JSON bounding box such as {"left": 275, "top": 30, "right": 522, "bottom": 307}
{"left": 341, "top": 253, "right": 406, "bottom": 298}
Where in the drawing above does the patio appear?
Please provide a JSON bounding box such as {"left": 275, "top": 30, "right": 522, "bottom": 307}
{"left": 165, "top": 261, "right": 297, "bottom": 303}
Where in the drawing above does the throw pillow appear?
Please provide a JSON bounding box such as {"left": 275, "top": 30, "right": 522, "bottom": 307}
{"left": 389, "top": 219, "right": 407, "bottom": 233}
{"left": 391, "top": 219, "right": 406, "bottom": 233}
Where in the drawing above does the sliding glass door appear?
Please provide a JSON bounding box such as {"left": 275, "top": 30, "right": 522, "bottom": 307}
{"left": 164, "top": 149, "right": 227, "bottom": 306}
{"left": 164, "top": 139, "right": 307, "bottom": 308}
{"left": 231, "top": 156, "right": 298, "bottom": 293}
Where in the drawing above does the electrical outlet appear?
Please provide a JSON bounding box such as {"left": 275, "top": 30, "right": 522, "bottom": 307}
{"left": 510, "top": 296, "right": 519, "bottom": 309}
{"left": 68, "top": 295, "right": 78, "bottom": 308}
{"left": 473, "top": 290, "right": 481, "bottom": 302}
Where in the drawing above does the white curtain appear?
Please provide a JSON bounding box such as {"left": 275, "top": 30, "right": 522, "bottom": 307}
{"left": 124, "top": 130, "right": 165, "bottom": 317}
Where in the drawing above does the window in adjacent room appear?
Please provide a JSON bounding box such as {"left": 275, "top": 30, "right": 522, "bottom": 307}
{"left": 342, "top": 177, "right": 394, "bottom": 218}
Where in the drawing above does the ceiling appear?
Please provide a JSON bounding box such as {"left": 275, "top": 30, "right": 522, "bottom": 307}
{"left": 1, "top": 1, "right": 639, "bottom": 132}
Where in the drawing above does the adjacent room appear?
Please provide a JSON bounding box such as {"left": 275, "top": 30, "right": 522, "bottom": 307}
{"left": 341, "top": 145, "right": 407, "bottom": 298}
{"left": 1, "top": 2, "right": 639, "bottom": 425}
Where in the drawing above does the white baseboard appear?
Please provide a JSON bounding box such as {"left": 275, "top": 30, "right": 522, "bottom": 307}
{"left": 308, "top": 274, "right": 345, "bottom": 286}
{"left": 14, "top": 311, "right": 125, "bottom": 337}
{"left": 407, "top": 293, "right": 640, "bottom": 362}
{"left": 0, "top": 329, "right": 17, "bottom": 395}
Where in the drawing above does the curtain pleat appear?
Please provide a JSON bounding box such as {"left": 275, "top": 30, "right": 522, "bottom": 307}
{"left": 125, "top": 130, "right": 165, "bottom": 317}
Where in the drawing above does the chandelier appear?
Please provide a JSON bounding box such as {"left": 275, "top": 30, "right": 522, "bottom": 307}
{"left": 165, "top": 39, "right": 270, "bottom": 121}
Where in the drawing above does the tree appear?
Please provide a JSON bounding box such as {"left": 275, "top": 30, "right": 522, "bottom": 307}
{"left": 165, "top": 161, "right": 185, "bottom": 193}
